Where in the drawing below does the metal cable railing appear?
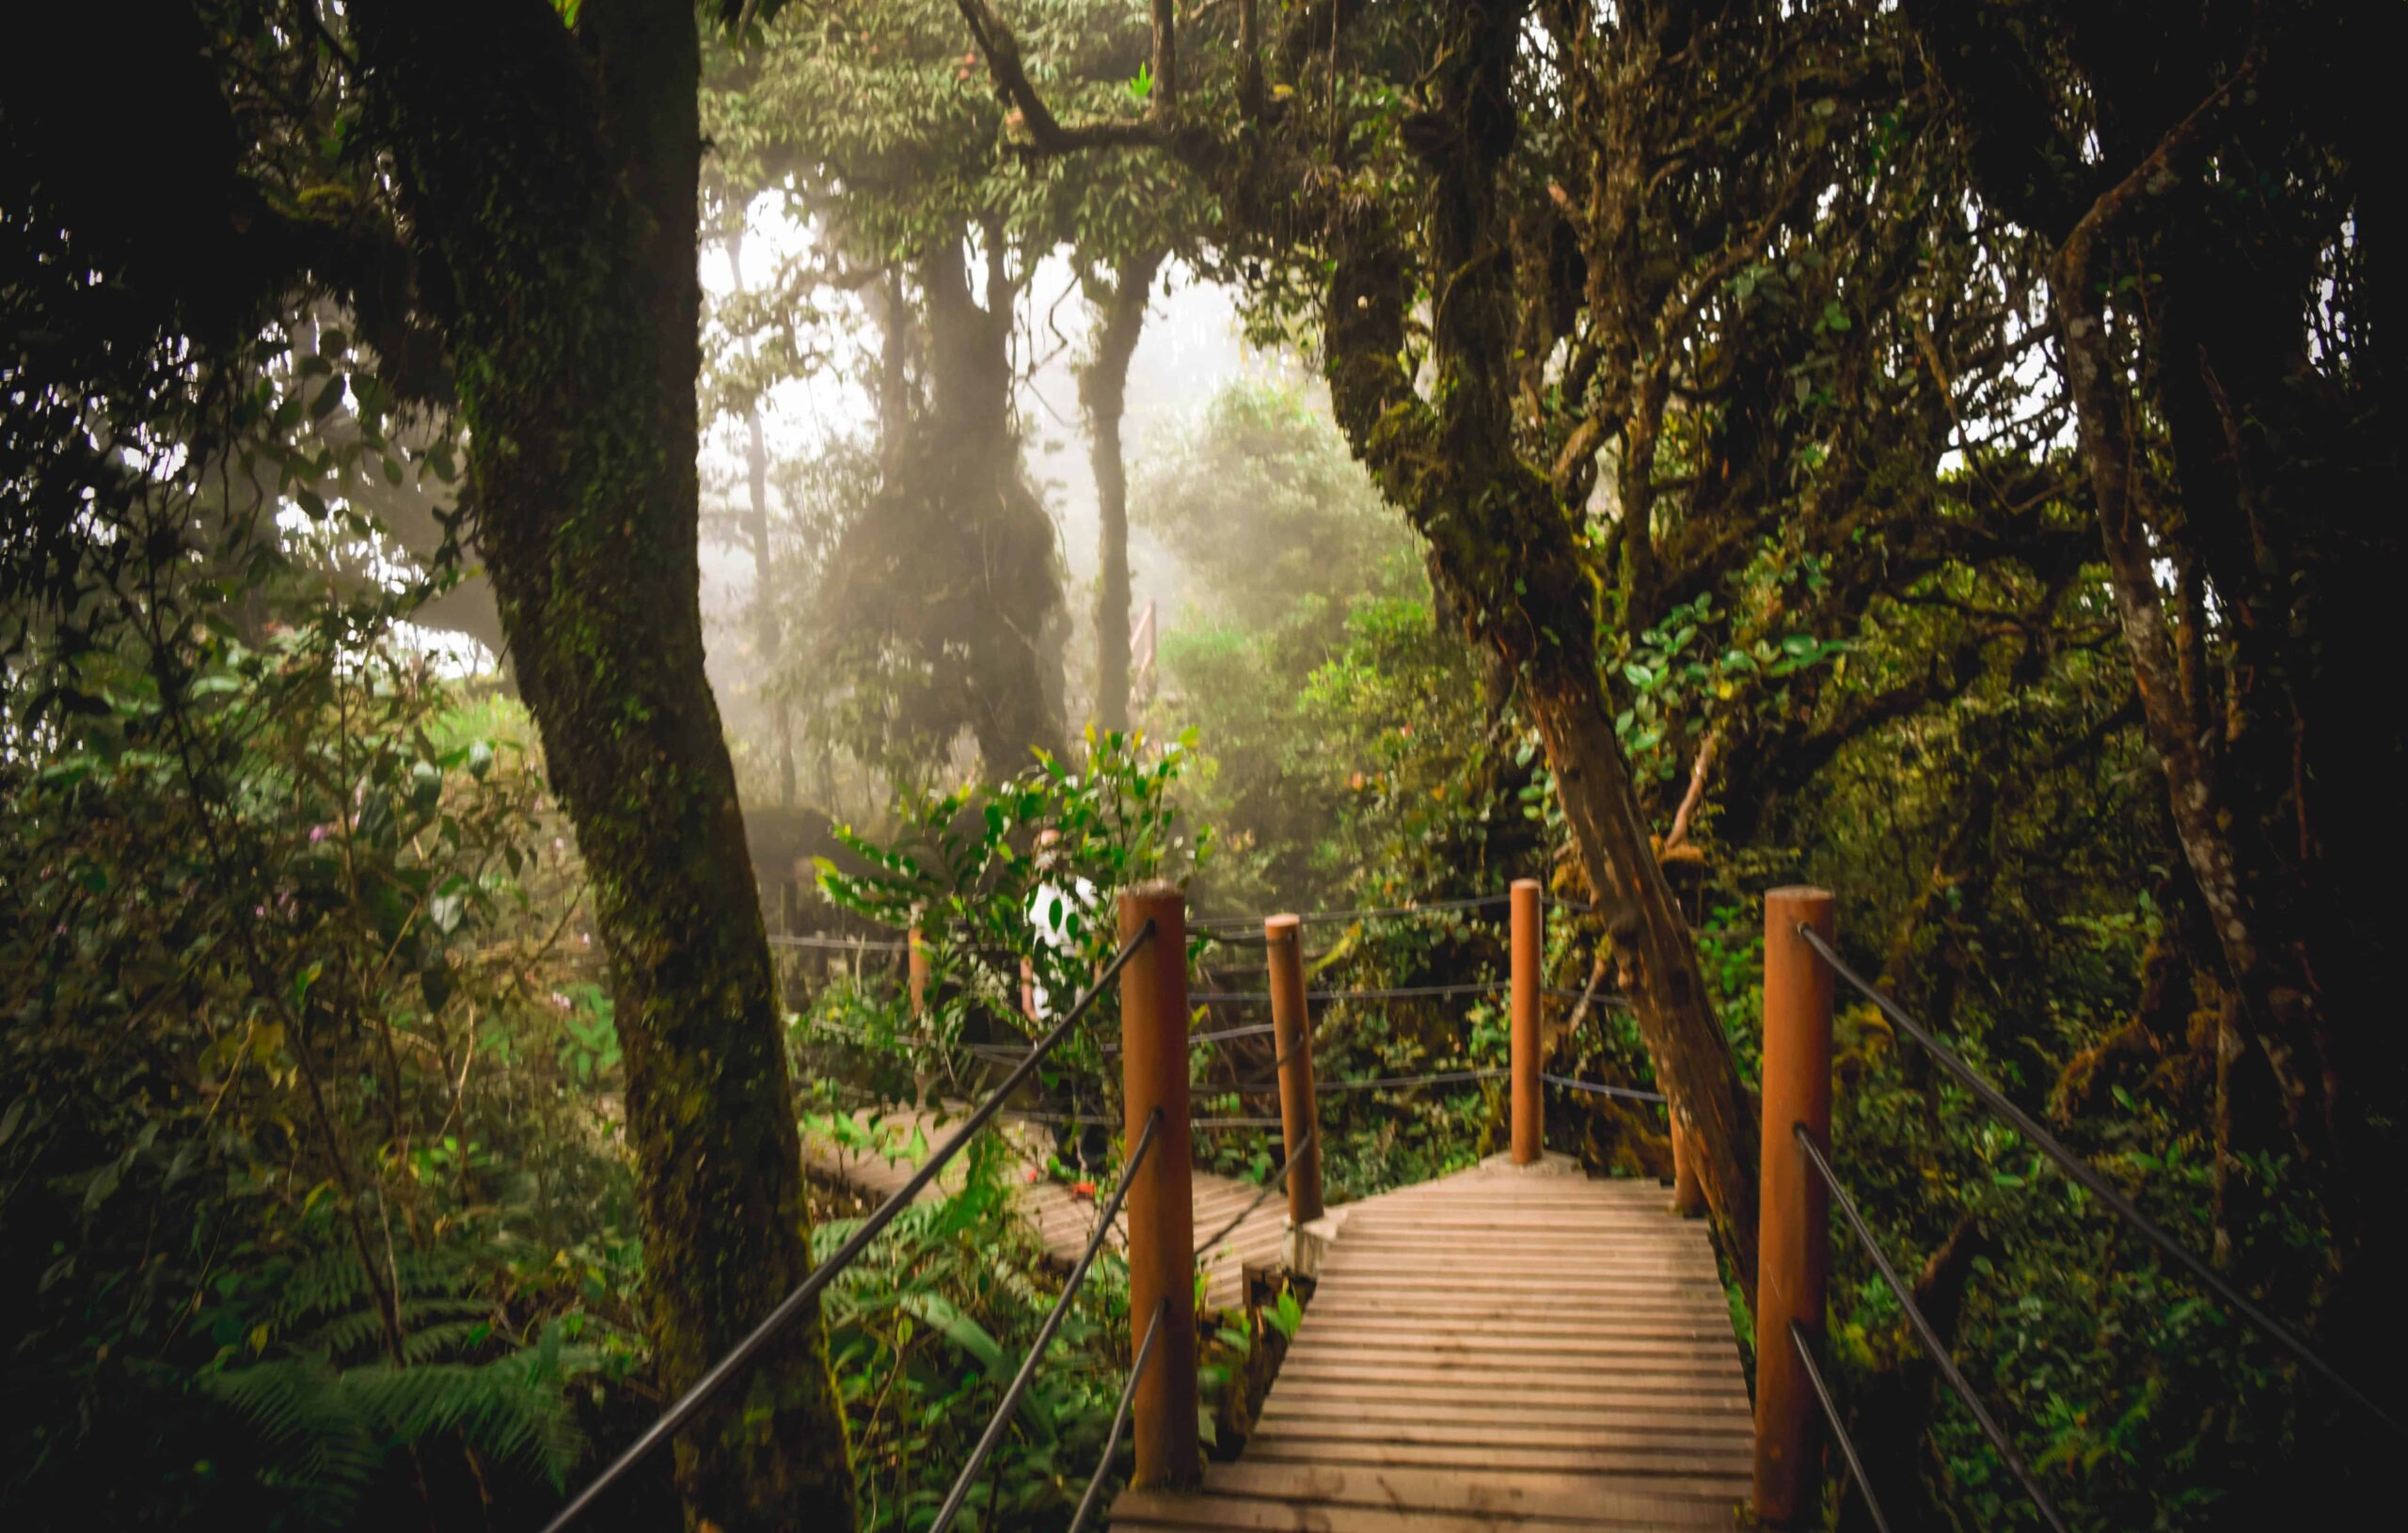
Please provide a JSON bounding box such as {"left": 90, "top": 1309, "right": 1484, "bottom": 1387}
{"left": 1541, "top": 1072, "right": 1668, "bottom": 1104}
{"left": 1796, "top": 1126, "right": 2071, "bottom": 1533}
{"left": 930, "top": 1108, "right": 1164, "bottom": 1533}
{"left": 1790, "top": 1319, "right": 1893, "bottom": 1533}
{"left": 1191, "top": 977, "right": 1513, "bottom": 1004}
{"left": 1191, "top": 891, "right": 1508, "bottom": 936}
{"left": 1798, "top": 924, "right": 2401, "bottom": 1436}
{"left": 538, "top": 923, "right": 1157, "bottom": 1532}
{"left": 1065, "top": 1298, "right": 1166, "bottom": 1533}
{"left": 1194, "top": 1130, "right": 1316, "bottom": 1256}
{"left": 769, "top": 931, "right": 911, "bottom": 954}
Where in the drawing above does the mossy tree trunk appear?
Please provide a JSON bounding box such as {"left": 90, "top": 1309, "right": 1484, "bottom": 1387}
{"left": 353, "top": 2, "right": 856, "bottom": 1526}
{"left": 1321, "top": 0, "right": 1762, "bottom": 1292}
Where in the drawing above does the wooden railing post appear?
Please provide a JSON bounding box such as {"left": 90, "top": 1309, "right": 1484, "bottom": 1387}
{"left": 1510, "top": 878, "right": 1544, "bottom": 1164}
{"left": 908, "top": 926, "right": 929, "bottom": 1018}
{"left": 1117, "top": 882, "right": 1200, "bottom": 1489}
{"left": 1265, "top": 913, "right": 1324, "bottom": 1226}
{"left": 1753, "top": 886, "right": 1838, "bottom": 1525}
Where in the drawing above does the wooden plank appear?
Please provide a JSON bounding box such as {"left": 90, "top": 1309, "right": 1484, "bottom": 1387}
{"left": 1101, "top": 1157, "right": 1755, "bottom": 1532}
{"left": 1241, "top": 1438, "right": 1751, "bottom": 1481}
{"left": 1252, "top": 1414, "right": 1751, "bottom": 1452}
{"left": 1110, "top": 1489, "right": 1726, "bottom": 1531}
{"left": 1200, "top": 1462, "right": 1742, "bottom": 1522}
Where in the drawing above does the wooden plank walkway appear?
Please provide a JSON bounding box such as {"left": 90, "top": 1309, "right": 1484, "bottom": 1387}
{"left": 1111, "top": 1156, "right": 1752, "bottom": 1530}
{"left": 800, "top": 1106, "right": 1286, "bottom": 1311}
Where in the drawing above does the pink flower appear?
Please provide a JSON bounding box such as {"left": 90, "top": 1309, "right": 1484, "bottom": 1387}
{"left": 550, "top": 992, "right": 572, "bottom": 1011}
{"left": 309, "top": 825, "right": 331, "bottom": 843}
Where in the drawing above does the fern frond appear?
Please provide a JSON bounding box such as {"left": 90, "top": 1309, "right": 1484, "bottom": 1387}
{"left": 201, "top": 1357, "right": 380, "bottom": 1519}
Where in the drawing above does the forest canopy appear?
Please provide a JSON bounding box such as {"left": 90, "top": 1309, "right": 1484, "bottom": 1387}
{"left": 2, "top": 2, "right": 2397, "bottom": 1531}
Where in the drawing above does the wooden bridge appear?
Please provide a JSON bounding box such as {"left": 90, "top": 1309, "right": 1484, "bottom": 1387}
{"left": 557, "top": 880, "right": 2378, "bottom": 1533}
{"left": 800, "top": 1105, "right": 1288, "bottom": 1312}
{"left": 805, "top": 1114, "right": 1751, "bottom": 1531}
{"left": 1109, "top": 1155, "right": 1751, "bottom": 1530}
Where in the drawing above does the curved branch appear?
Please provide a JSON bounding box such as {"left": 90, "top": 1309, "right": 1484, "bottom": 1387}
{"left": 954, "top": 0, "right": 1166, "bottom": 154}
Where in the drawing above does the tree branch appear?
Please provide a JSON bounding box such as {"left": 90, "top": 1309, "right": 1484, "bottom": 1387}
{"left": 954, "top": 0, "right": 1166, "bottom": 154}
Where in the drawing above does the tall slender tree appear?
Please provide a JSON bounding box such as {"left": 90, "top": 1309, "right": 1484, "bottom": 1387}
{"left": 1081, "top": 247, "right": 1164, "bottom": 735}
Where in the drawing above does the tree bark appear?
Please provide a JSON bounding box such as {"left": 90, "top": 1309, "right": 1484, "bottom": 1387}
{"left": 1322, "top": 0, "right": 1762, "bottom": 1294}
{"left": 1080, "top": 248, "right": 1163, "bottom": 735}
{"left": 354, "top": 2, "right": 856, "bottom": 1526}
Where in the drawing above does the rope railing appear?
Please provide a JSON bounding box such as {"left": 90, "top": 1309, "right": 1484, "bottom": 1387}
{"left": 1065, "top": 1297, "right": 1167, "bottom": 1533}
{"left": 1796, "top": 1126, "right": 2071, "bottom": 1533}
{"left": 537, "top": 922, "right": 1158, "bottom": 1533}
{"left": 1789, "top": 1319, "right": 1893, "bottom": 1533}
{"left": 1797, "top": 923, "right": 2401, "bottom": 1436}
{"left": 929, "top": 1108, "right": 1164, "bottom": 1533}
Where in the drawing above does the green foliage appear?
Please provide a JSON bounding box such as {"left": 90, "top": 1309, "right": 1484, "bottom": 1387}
{"left": 797, "top": 1148, "right": 1143, "bottom": 1531}
{"left": 811, "top": 726, "right": 1206, "bottom": 1132}
{"left": 2, "top": 554, "right": 637, "bottom": 1525}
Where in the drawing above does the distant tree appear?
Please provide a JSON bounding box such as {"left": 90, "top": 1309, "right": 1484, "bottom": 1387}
{"left": 708, "top": 0, "right": 1211, "bottom": 774}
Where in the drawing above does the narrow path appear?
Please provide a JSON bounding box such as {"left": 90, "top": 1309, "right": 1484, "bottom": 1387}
{"left": 800, "top": 1106, "right": 1286, "bottom": 1311}
{"left": 1111, "top": 1157, "right": 1752, "bottom": 1529}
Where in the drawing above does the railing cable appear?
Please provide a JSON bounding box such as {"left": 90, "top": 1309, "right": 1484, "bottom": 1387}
{"left": 538, "top": 922, "right": 1157, "bottom": 1533}
{"left": 1194, "top": 1130, "right": 1316, "bottom": 1256}
{"left": 1064, "top": 1298, "right": 1166, "bottom": 1533}
{"left": 769, "top": 932, "right": 911, "bottom": 954}
{"left": 1191, "top": 978, "right": 1512, "bottom": 1004}
{"left": 1798, "top": 924, "right": 2402, "bottom": 1436}
{"left": 1789, "top": 1319, "right": 1893, "bottom": 1533}
{"left": 930, "top": 1109, "right": 1164, "bottom": 1533}
{"left": 1192, "top": 892, "right": 1508, "bottom": 934}
{"left": 1540, "top": 1072, "right": 1668, "bottom": 1105}
{"left": 1796, "top": 1125, "right": 2071, "bottom": 1533}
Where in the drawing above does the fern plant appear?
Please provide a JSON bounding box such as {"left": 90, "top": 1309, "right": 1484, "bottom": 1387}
{"left": 201, "top": 1247, "right": 624, "bottom": 1526}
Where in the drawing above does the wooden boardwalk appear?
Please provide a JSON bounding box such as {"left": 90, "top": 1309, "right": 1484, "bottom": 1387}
{"left": 1111, "top": 1155, "right": 1752, "bottom": 1530}
{"left": 800, "top": 1106, "right": 1286, "bottom": 1311}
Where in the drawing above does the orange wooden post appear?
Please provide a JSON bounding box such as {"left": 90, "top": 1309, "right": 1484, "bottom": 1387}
{"left": 1671, "top": 1116, "right": 1705, "bottom": 1216}
{"left": 1510, "top": 878, "right": 1544, "bottom": 1164}
{"left": 1118, "top": 882, "right": 1200, "bottom": 1489}
{"left": 907, "top": 926, "right": 929, "bottom": 1018}
{"left": 1753, "top": 886, "right": 1838, "bottom": 1525}
{"left": 1265, "top": 913, "right": 1324, "bottom": 1226}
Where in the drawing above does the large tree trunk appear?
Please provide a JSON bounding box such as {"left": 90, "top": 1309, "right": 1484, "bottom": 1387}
{"left": 354, "top": 3, "right": 856, "bottom": 1526}
{"left": 1080, "top": 248, "right": 1163, "bottom": 735}
{"left": 1322, "top": 0, "right": 1762, "bottom": 1294}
